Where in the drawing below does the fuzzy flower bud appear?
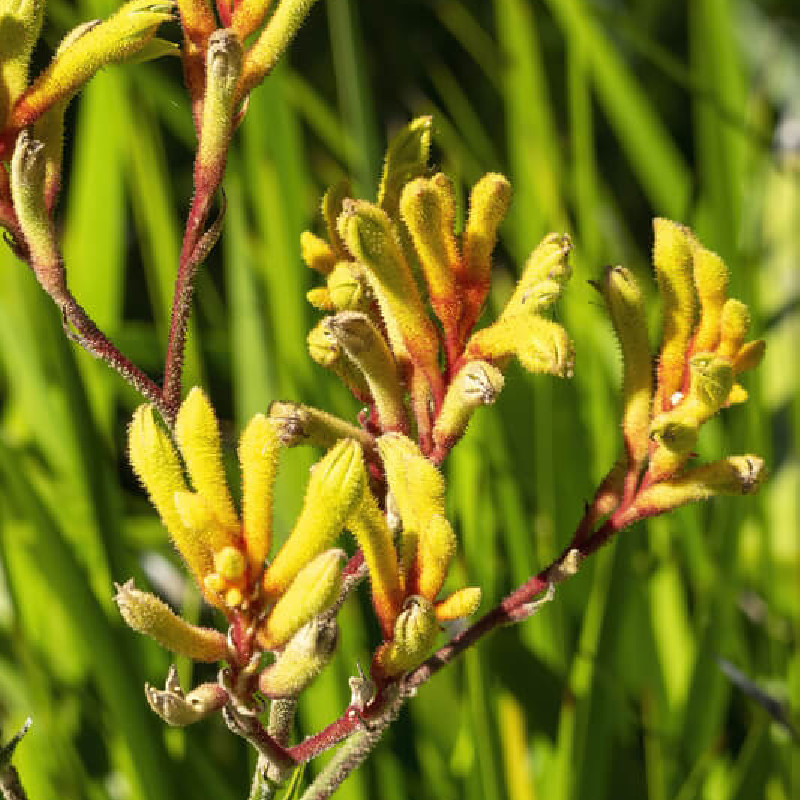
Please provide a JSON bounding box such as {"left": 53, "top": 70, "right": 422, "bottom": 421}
{"left": 238, "top": 413, "right": 281, "bottom": 572}
{"left": 503, "top": 233, "right": 572, "bottom": 316}
{"left": 9, "top": 130, "right": 65, "bottom": 299}
{"left": 114, "top": 580, "right": 228, "bottom": 661}
{"left": 259, "top": 618, "right": 338, "bottom": 698}
{"left": 378, "top": 116, "right": 432, "bottom": 220}
{"left": 258, "top": 549, "right": 346, "bottom": 649}
{"left": 372, "top": 596, "right": 438, "bottom": 680}
{"left": 652, "top": 218, "right": 695, "bottom": 411}
{"left": 325, "top": 312, "right": 408, "bottom": 433}
{"left": 262, "top": 439, "right": 366, "bottom": 600}
{"left": 433, "top": 360, "right": 505, "bottom": 455}
{"left": 461, "top": 172, "right": 512, "bottom": 287}
{"left": 175, "top": 387, "right": 239, "bottom": 535}
{"left": 128, "top": 405, "right": 212, "bottom": 583}
{"left": 300, "top": 230, "right": 336, "bottom": 276}
{"left": 435, "top": 587, "right": 482, "bottom": 622}
{"left": 598, "top": 266, "right": 652, "bottom": 472}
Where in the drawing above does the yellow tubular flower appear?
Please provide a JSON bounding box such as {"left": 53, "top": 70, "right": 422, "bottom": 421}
{"left": 435, "top": 587, "right": 482, "bottom": 622}
{"left": 10, "top": 0, "right": 176, "bottom": 130}
{"left": 599, "top": 266, "right": 652, "bottom": 473}
{"left": 399, "top": 174, "right": 459, "bottom": 316}
{"left": 503, "top": 233, "right": 572, "bottom": 317}
{"left": 262, "top": 439, "right": 366, "bottom": 601}
{"left": 322, "top": 180, "right": 351, "bottom": 259}
{"left": 652, "top": 218, "right": 696, "bottom": 411}
{"left": 258, "top": 549, "right": 345, "bottom": 649}
{"left": 433, "top": 360, "right": 505, "bottom": 455}
{"left": 238, "top": 414, "right": 281, "bottom": 572}
{"left": 347, "top": 490, "right": 404, "bottom": 637}
{"left": 325, "top": 312, "right": 408, "bottom": 433}
{"left": 372, "top": 596, "right": 438, "bottom": 680}
{"left": 175, "top": 388, "right": 239, "bottom": 535}
{"left": 621, "top": 455, "right": 766, "bottom": 525}
{"left": 114, "top": 580, "right": 228, "bottom": 662}
{"left": 306, "top": 286, "right": 333, "bottom": 311}
{"left": 377, "top": 116, "right": 432, "bottom": 221}
{"left": 259, "top": 618, "right": 338, "bottom": 698}
{"left": 300, "top": 230, "right": 336, "bottom": 276}
{"left": 461, "top": 173, "right": 512, "bottom": 287}
{"left": 337, "top": 199, "right": 440, "bottom": 384}
{"left": 466, "top": 315, "right": 574, "bottom": 379}
{"left": 415, "top": 514, "right": 456, "bottom": 602}
{"left": 128, "top": 405, "right": 212, "bottom": 583}
{"left": 716, "top": 299, "right": 750, "bottom": 361}
{"left": 691, "top": 245, "right": 729, "bottom": 353}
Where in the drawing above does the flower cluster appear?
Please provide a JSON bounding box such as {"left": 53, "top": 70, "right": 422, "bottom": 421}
{"left": 302, "top": 116, "right": 574, "bottom": 463}
{"left": 585, "top": 219, "right": 766, "bottom": 536}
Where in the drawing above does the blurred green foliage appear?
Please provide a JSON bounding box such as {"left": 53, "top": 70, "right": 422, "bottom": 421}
{"left": 0, "top": 0, "right": 798, "bottom": 798}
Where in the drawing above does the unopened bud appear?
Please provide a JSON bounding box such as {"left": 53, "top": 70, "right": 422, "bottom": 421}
{"left": 259, "top": 549, "right": 345, "bottom": 649}
{"left": 372, "top": 596, "right": 438, "bottom": 680}
{"left": 433, "top": 361, "right": 504, "bottom": 454}
{"left": 263, "top": 439, "right": 366, "bottom": 599}
{"left": 325, "top": 312, "right": 407, "bottom": 433}
{"left": 327, "top": 263, "right": 368, "bottom": 311}
{"left": 716, "top": 299, "right": 751, "bottom": 361}
{"left": 259, "top": 618, "right": 338, "bottom": 698}
{"left": 239, "top": 413, "right": 281, "bottom": 571}
{"left": 175, "top": 388, "right": 239, "bottom": 535}
{"left": 115, "top": 580, "right": 228, "bottom": 661}
{"left": 691, "top": 246, "right": 729, "bottom": 353}
{"left": 435, "top": 587, "right": 482, "bottom": 622}
{"left": 378, "top": 116, "right": 432, "bottom": 220}
{"left": 300, "top": 230, "right": 336, "bottom": 275}
{"left": 9, "top": 130, "right": 65, "bottom": 298}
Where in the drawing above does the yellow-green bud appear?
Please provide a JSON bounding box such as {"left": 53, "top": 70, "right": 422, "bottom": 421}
{"left": 503, "top": 233, "right": 572, "bottom": 317}
{"left": 378, "top": 116, "right": 432, "bottom": 220}
{"left": 259, "top": 549, "right": 346, "bottom": 649}
{"left": 259, "top": 618, "right": 338, "bottom": 698}
{"left": 300, "top": 230, "right": 336, "bottom": 276}
{"left": 263, "top": 439, "right": 366, "bottom": 600}
{"left": 433, "top": 361, "right": 504, "bottom": 454}
{"left": 325, "top": 312, "right": 408, "bottom": 433}
{"left": 327, "top": 262, "right": 368, "bottom": 311}
{"left": 373, "top": 596, "right": 438, "bottom": 679}
{"left": 114, "top": 580, "right": 228, "bottom": 661}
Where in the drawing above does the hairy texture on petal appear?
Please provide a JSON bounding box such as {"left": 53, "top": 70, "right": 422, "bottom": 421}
{"left": 115, "top": 580, "right": 228, "bottom": 661}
